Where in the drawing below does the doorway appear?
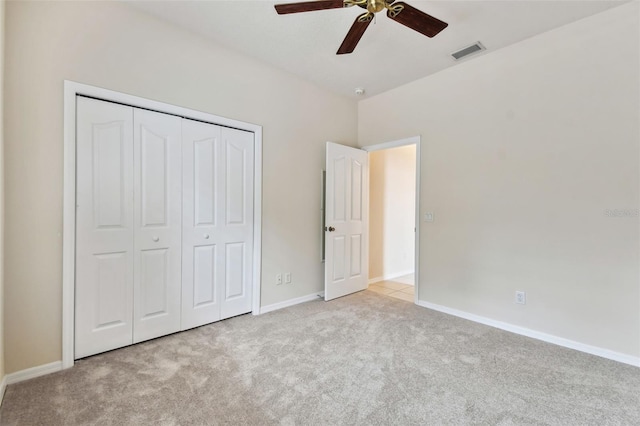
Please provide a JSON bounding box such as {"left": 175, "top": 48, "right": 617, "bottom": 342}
{"left": 363, "top": 137, "right": 420, "bottom": 303}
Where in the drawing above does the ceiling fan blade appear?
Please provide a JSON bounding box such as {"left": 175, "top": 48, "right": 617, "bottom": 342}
{"left": 387, "top": 2, "right": 448, "bottom": 38}
{"left": 337, "top": 13, "right": 372, "bottom": 55}
{"left": 274, "top": 0, "right": 345, "bottom": 15}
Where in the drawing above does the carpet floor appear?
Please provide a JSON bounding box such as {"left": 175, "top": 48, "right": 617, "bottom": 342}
{"left": 1, "top": 290, "right": 639, "bottom": 425}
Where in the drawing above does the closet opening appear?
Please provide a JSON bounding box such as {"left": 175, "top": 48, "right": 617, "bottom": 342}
{"left": 62, "top": 81, "right": 263, "bottom": 368}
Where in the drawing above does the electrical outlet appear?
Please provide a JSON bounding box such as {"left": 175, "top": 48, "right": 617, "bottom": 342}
{"left": 276, "top": 274, "right": 282, "bottom": 285}
{"left": 284, "top": 272, "right": 292, "bottom": 284}
{"left": 515, "top": 291, "right": 526, "bottom": 305}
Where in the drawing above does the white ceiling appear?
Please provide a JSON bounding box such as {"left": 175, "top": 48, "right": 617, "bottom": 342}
{"left": 126, "top": 0, "right": 626, "bottom": 99}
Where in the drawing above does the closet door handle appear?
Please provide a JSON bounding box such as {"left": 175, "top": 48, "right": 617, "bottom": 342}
{"left": 152, "top": 236, "right": 160, "bottom": 242}
{"left": 204, "top": 234, "right": 210, "bottom": 239}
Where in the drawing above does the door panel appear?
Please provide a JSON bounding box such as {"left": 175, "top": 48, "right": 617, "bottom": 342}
{"left": 181, "top": 119, "right": 223, "bottom": 329}
{"left": 194, "top": 138, "right": 217, "bottom": 226}
{"left": 325, "top": 142, "right": 369, "bottom": 301}
{"left": 94, "top": 252, "right": 129, "bottom": 328}
{"left": 139, "top": 248, "right": 169, "bottom": 318}
{"left": 226, "top": 142, "right": 247, "bottom": 225}
{"left": 182, "top": 121, "right": 254, "bottom": 328}
{"left": 193, "top": 245, "right": 217, "bottom": 307}
{"left": 220, "top": 128, "right": 254, "bottom": 319}
{"left": 133, "top": 109, "right": 182, "bottom": 343}
{"left": 140, "top": 128, "right": 169, "bottom": 226}
{"left": 75, "top": 97, "right": 134, "bottom": 359}
{"left": 225, "top": 242, "right": 245, "bottom": 299}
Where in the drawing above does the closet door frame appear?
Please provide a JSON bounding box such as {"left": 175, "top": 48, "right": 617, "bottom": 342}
{"left": 62, "top": 81, "right": 263, "bottom": 369}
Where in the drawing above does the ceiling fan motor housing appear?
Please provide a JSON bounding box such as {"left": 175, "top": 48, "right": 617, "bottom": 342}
{"left": 367, "top": 0, "right": 387, "bottom": 14}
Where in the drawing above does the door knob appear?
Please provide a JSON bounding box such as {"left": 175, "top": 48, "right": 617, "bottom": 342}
{"left": 326, "top": 226, "right": 336, "bottom": 232}
{"left": 152, "top": 236, "right": 159, "bottom": 242}
{"left": 204, "top": 234, "right": 210, "bottom": 239}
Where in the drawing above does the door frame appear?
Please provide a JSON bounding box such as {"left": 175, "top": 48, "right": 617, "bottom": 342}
{"left": 361, "top": 136, "right": 421, "bottom": 304}
{"left": 62, "top": 80, "right": 263, "bottom": 369}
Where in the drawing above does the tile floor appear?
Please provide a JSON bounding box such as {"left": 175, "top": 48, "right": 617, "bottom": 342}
{"left": 367, "top": 274, "right": 414, "bottom": 302}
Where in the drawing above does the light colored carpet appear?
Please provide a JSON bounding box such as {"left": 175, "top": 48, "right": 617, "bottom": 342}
{"left": 1, "top": 290, "right": 639, "bottom": 425}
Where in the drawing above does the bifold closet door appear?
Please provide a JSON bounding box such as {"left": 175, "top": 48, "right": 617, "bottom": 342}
{"left": 75, "top": 97, "right": 135, "bottom": 359}
{"left": 132, "top": 109, "right": 182, "bottom": 343}
{"left": 182, "top": 120, "right": 254, "bottom": 330}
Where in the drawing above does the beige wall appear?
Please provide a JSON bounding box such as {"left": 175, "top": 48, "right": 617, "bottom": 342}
{"left": 359, "top": 3, "right": 640, "bottom": 357}
{"left": 3, "top": 1, "right": 357, "bottom": 373}
{"left": 369, "top": 145, "right": 416, "bottom": 280}
{"left": 0, "top": 0, "right": 5, "bottom": 382}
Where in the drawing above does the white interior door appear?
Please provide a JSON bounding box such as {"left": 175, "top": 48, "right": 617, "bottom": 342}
{"left": 75, "top": 97, "right": 134, "bottom": 358}
{"left": 181, "top": 120, "right": 254, "bottom": 329}
{"left": 132, "top": 108, "right": 182, "bottom": 343}
{"left": 325, "top": 142, "right": 369, "bottom": 301}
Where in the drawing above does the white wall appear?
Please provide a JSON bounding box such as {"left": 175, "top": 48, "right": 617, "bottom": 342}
{"left": 3, "top": 1, "right": 357, "bottom": 373}
{"left": 359, "top": 3, "right": 640, "bottom": 358}
{"left": 0, "top": 0, "right": 6, "bottom": 385}
{"left": 369, "top": 145, "right": 416, "bottom": 280}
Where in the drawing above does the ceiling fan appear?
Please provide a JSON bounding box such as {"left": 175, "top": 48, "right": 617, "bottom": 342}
{"left": 274, "top": 0, "right": 448, "bottom": 55}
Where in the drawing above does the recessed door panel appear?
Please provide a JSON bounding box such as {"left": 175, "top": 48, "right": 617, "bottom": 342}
{"left": 225, "top": 242, "right": 245, "bottom": 300}
{"left": 351, "top": 160, "right": 363, "bottom": 222}
{"left": 194, "top": 245, "right": 216, "bottom": 307}
{"left": 93, "top": 123, "right": 126, "bottom": 229}
{"left": 333, "top": 157, "right": 346, "bottom": 222}
{"left": 332, "top": 236, "right": 346, "bottom": 281}
{"left": 139, "top": 249, "right": 169, "bottom": 318}
{"left": 94, "top": 252, "right": 129, "bottom": 329}
{"left": 75, "top": 97, "right": 134, "bottom": 359}
{"left": 227, "top": 142, "right": 246, "bottom": 225}
{"left": 141, "top": 127, "right": 168, "bottom": 227}
{"left": 194, "top": 138, "right": 217, "bottom": 227}
{"left": 350, "top": 234, "right": 362, "bottom": 277}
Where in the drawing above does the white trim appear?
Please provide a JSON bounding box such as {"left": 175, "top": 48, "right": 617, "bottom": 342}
{"left": 260, "top": 292, "right": 324, "bottom": 314}
{"left": 251, "top": 126, "right": 263, "bottom": 316}
{"left": 361, "top": 136, "right": 420, "bottom": 152}
{"left": 368, "top": 270, "right": 415, "bottom": 285}
{"left": 5, "top": 361, "right": 64, "bottom": 385}
{"left": 0, "top": 375, "right": 6, "bottom": 406}
{"left": 361, "top": 136, "right": 421, "bottom": 304}
{"left": 417, "top": 300, "right": 640, "bottom": 368}
{"left": 63, "top": 80, "right": 263, "bottom": 368}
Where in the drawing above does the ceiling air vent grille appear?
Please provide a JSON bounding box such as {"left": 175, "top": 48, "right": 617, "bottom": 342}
{"left": 451, "top": 42, "right": 485, "bottom": 60}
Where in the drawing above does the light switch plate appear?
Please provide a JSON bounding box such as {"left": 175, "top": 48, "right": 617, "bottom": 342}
{"left": 424, "top": 212, "right": 434, "bottom": 222}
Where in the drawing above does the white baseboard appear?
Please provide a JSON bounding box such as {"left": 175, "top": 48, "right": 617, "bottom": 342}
{"left": 260, "top": 292, "right": 324, "bottom": 314}
{"left": 0, "top": 375, "right": 7, "bottom": 406}
{"left": 417, "top": 300, "right": 640, "bottom": 368}
{"left": 5, "top": 361, "right": 63, "bottom": 385}
{"left": 369, "top": 270, "right": 414, "bottom": 285}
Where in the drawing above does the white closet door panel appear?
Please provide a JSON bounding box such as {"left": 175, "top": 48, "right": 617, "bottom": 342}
{"left": 133, "top": 108, "right": 182, "bottom": 343}
{"left": 75, "top": 97, "right": 134, "bottom": 359}
{"left": 181, "top": 119, "right": 223, "bottom": 330}
{"left": 220, "top": 127, "right": 254, "bottom": 320}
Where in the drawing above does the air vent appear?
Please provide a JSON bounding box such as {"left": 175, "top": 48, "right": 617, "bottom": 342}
{"left": 451, "top": 42, "right": 485, "bottom": 60}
